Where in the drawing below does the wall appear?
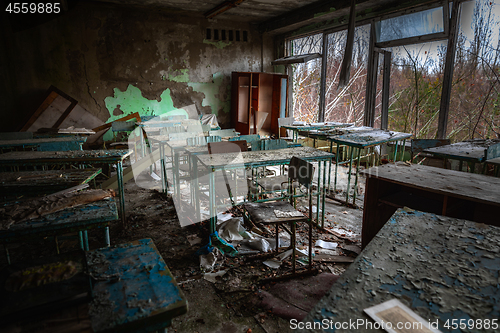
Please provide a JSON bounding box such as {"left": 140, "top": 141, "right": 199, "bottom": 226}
{"left": 0, "top": 2, "right": 274, "bottom": 134}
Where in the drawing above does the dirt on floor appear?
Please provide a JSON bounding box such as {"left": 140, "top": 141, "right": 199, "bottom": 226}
{"left": 1, "top": 164, "right": 365, "bottom": 333}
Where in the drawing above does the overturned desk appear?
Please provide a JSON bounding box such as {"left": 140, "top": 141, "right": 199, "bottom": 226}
{"left": 0, "top": 150, "right": 132, "bottom": 224}
{"left": 301, "top": 208, "right": 500, "bottom": 333}
{"left": 360, "top": 163, "right": 500, "bottom": 248}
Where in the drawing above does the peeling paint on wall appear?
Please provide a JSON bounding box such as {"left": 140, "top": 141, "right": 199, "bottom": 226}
{"left": 103, "top": 84, "right": 188, "bottom": 140}
{"left": 187, "top": 72, "right": 229, "bottom": 116}
{"left": 169, "top": 69, "right": 190, "bottom": 83}
{"left": 202, "top": 39, "right": 232, "bottom": 49}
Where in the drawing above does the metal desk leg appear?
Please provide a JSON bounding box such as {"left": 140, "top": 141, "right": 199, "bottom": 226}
{"left": 328, "top": 141, "right": 333, "bottom": 193}
{"left": 321, "top": 160, "right": 327, "bottom": 228}
{"left": 316, "top": 162, "right": 321, "bottom": 223}
{"left": 116, "top": 160, "right": 126, "bottom": 226}
{"left": 174, "top": 149, "right": 181, "bottom": 201}
{"left": 83, "top": 230, "right": 90, "bottom": 251}
{"left": 400, "top": 139, "right": 406, "bottom": 161}
{"left": 468, "top": 162, "right": 475, "bottom": 173}
{"left": 160, "top": 144, "right": 167, "bottom": 193}
{"left": 79, "top": 231, "right": 84, "bottom": 250}
{"left": 206, "top": 168, "right": 237, "bottom": 256}
{"left": 345, "top": 147, "right": 355, "bottom": 204}
{"left": 393, "top": 141, "right": 399, "bottom": 161}
{"left": 352, "top": 149, "right": 362, "bottom": 205}
{"left": 5, "top": 245, "right": 11, "bottom": 265}
{"left": 334, "top": 143, "right": 340, "bottom": 194}
{"left": 209, "top": 168, "right": 216, "bottom": 234}
{"left": 105, "top": 227, "right": 110, "bottom": 247}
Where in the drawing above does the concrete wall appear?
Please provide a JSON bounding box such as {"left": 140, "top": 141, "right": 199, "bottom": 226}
{"left": 0, "top": 1, "right": 274, "bottom": 133}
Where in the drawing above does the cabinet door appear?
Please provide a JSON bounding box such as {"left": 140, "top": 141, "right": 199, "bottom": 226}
{"left": 271, "top": 75, "right": 289, "bottom": 136}
{"left": 232, "top": 72, "right": 252, "bottom": 135}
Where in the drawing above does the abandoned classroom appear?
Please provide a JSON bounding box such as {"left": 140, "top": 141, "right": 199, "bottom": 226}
{"left": 1, "top": 0, "right": 499, "bottom": 332}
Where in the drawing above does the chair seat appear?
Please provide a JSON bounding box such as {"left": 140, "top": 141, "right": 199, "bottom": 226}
{"left": 243, "top": 201, "right": 306, "bottom": 225}
{"left": 257, "top": 175, "right": 299, "bottom": 192}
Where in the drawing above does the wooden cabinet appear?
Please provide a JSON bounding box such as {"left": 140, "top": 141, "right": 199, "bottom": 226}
{"left": 231, "top": 72, "right": 288, "bottom": 136}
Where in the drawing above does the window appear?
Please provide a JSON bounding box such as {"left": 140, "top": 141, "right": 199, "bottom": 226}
{"left": 289, "top": 34, "right": 323, "bottom": 123}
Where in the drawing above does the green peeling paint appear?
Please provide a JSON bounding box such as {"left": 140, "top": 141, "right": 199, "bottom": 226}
{"left": 188, "top": 72, "right": 229, "bottom": 116}
{"left": 169, "top": 69, "right": 190, "bottom": 83}
{"left": 203, "top": 39, "right": 232, "bottom": 49}
{"left": 103, "top": 84, "right": 188, "bottom": 141}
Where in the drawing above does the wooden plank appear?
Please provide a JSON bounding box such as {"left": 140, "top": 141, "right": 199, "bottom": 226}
{"left": 20, "top": 91, "right": 59, "bottom": 131}
{"left": 52, "top": 100, "right": 78, "bottom": 129}
{"left": 360, "top": 163, "right": 500, "bottom": 206}
{"left": 92, "top": 112, "right": 141, "bottom": 133}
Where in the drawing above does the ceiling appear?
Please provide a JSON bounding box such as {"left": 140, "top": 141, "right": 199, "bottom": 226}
{"left": 91, "top": 0, "right": 319, "bottom": 21}
{"left": 90, "top": 0, "right": 442, "bottom": 36}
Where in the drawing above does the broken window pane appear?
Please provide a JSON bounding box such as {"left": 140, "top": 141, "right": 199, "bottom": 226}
{"left": 376, "top": 7, "right": 444, "bottom": 43}
{"left": 324, "top": 25, "right": 370, "bottom": 125}
{"left": 289, "top": 33, "right": 323, "bottom": 122}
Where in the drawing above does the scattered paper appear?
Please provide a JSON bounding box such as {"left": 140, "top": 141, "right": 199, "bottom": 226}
{"left": 217, "top": 212, "right": 233, "bottom": 223}
{"left": 246, "top": 238, "right": 271, "bottom": 252}
{"left": 364, "top": 299, "right": 441, "bottom": 333}
{"left": 217, "top": 217, "right": 250, "bottom": 241}
{"left": 263, "top": 259, "right": 281, "bottom": 269}
{"left": 315, "top": 240, "right": 338, "bottom": 250}
{"left": 311, "top": 206, "right": 322, "bottom": 214}
{"left": 149, "top": 172, "right": 161, "bottom": 181}
{"left": 274, "top": 209, "right": 303, "bottom": 218}
{"left": 331, "top": 227, "right": 357, "bottom": 238}
{"left": 204, "top": 270, "right": 227, "bottom": 283}
{"left": 199, "top": 252, "right": 217, "bottom": 271}
{"left": 263, "top": 248, "right": 310, "bottom": 269}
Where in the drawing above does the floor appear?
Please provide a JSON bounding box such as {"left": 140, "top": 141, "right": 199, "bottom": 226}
{"left": 0, "top": 162, "right": 366, "bottom": 333}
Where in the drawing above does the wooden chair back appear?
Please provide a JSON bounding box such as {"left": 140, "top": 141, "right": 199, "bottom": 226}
{"left": 208, "top": 140, "right": 248, "bottom": 154}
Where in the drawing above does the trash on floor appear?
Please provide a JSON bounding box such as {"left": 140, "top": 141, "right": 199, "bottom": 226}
{"left": 315, "top": 240, "right": 338, "bottom": 250}
{"left": 203, "top": 269, "right": 227, "bottom": 283}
